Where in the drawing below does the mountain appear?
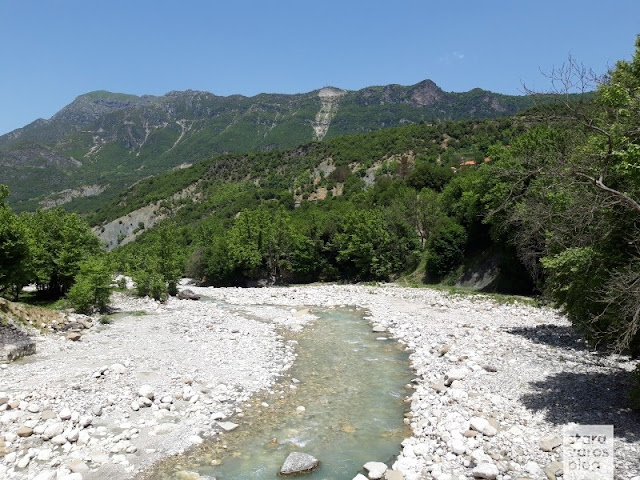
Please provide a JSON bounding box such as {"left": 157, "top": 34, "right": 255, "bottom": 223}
{"left": 0, "top": 80, "right": 543, "bottom": 211}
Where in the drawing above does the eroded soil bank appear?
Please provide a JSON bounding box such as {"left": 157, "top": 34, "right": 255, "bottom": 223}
{"left": 1, "top": 284, "right": 639, "bottom": 480}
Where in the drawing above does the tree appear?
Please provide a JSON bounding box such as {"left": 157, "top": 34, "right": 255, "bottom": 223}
{"left": 66, "top": 257, "right": 112, "bottom": 314}
{"left": 0, "top": 187, "right": 31, "bottom": 299}
{"left": 425, "top": 218, "right": 467, "bottom": 280}
{"left": 488, "top": 37, "right": 640, "bottom": 356}
{"left": 22, "top": 208, "right": 102, "bottom": 297}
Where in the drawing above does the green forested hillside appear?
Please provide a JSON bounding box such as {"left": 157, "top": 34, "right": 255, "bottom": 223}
{"left": 0, "top": 80, "right": 554, "bottom": 212}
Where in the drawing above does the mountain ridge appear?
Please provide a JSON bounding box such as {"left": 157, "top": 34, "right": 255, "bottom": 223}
{"left": 0, "top": 79, "right": 546, "bottom": 211}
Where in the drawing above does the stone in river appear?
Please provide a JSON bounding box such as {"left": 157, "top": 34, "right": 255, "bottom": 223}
{"left": 279, "top": 451, "right": 320, "bottom": 475}
{"left": 177, "top": 289, "right": 201, "bottom": 300}
{"left": 384, "top": 470, "right": 404, "bottom": 480}
{"left": 217, "top": 421, "right": 239, "bottom": 432}
{"left": 363, "top": 461, "right": 388, "bottom": 479}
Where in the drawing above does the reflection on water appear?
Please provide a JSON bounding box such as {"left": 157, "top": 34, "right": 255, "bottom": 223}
{"left": 142, "top": 307, "right": 412, "bottom": 480}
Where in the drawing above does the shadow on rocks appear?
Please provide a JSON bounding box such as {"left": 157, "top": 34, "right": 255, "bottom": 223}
{"left": 520, "top": 369, "right": 640, "bottom": 442}
{"left": 506, "top": 324, "right": 588, "bottom": 351}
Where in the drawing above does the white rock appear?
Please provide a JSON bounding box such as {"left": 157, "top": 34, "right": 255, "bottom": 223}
{"left": 43, "top": 422, "right": 65, "bottom": 439}
{"left": 130, "top": 401, "right": 140, "bottom": 411}
{"left": 524, "top": 461, "right": 542, "bottom": 476}
{"left": 139, "top": 384, "right": 155, "bottom": 400}
{"left": 444, "top": 368, "right": 469, "bottom": 386}
{"left": 67, "top": 458, "right": 89, "bottom": 473}
{"left": 472, "top": 462, "right": 499, "bottom": 479}
{"left": 76, "top": 430, "right": 90, "bottom": 446}
{"left": 363, "top": 461, "right": 388, "bottom": 479}
{"left": 59, "top": 408, "right": 72, "bottom": 420}
{"left": 66, "top": 428, "right": 80, "bottom": 442}
{"left": 469, "top": 417, "right": 497, "bottom": 437}
{"left": 51, "top": 434, "right": 68, "bottom": 445}
{"left": 27, "top": 403, "right": 41, "bottom": 413}
{"left": 218, "top": 421, "right": 239, "bottom": 432}
{"left": 37, "top": 448, "right": 53, "bottom": 461}
{"left": 90, "top": 451, "right": 109, "bottom": 464}
{"left": 451, "top": 439, "right": 466, "bottom": 455}
{"left": 17, "top": 453, "right": 31, "bottom": 468}
{"left": 353, "top": 475, "right": 368, "bottom": 480}
{"left": 32, "top": 471, "right": 57, "bottom": 480}
{"left": 78, "top": 415, "right": 92, "bottom": 427}
{"left": 110, "top": 363, "right": 126, "bottom": 374}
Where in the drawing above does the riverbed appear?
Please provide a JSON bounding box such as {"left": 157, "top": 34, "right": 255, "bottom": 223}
{"left": 143, "top": 306, "right": 412, "bottom": 479}
{"left": 1, "top": 284, "right": 639, "bottom": 480}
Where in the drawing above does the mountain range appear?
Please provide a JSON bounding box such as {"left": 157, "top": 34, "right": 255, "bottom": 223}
{"left": 0, "top": 80, "right": 542, "bottom": 211}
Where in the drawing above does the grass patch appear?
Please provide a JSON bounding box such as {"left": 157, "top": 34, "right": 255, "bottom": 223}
{"left": 16, "top": 291, "right": 68, "bottom": 310}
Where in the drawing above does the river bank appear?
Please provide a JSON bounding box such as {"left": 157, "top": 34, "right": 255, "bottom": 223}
{"left": 1, "top": 284, "right": 639, "bottom": 479}
{"left": 192, "top": 284, "right": 640, "bottom": 480}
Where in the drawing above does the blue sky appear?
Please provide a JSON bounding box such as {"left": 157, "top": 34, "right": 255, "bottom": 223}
{"left": 0, "top": 0, "right": 638, "bottom": 135}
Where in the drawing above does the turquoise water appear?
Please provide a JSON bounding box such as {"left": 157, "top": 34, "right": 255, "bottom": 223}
{"left": 144, "top": 307, "right": 412, "bottom": 479}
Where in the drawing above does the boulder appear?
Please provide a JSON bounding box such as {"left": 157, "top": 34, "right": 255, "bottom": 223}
{"left": 280, "top": 452, "right": 320, "bottom": 475}
{"left": 66, "top": 332, "right": 81, "bottom": 341}
{"left": 177, "top": 289, "right": 201, "bottom": 300}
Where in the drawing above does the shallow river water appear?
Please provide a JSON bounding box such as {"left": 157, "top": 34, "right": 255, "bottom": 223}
{"left": 143, "top": 306, "right": 413, "bottom": 479}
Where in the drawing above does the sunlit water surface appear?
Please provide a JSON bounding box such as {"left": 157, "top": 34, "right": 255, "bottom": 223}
{"left": 142, "top": 306, "right": 412, "bottom": 479}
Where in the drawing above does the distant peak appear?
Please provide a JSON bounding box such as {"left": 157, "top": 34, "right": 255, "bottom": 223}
{"left": 78, "top": 91, "right": 141, "bottom": 102}
{"left": 318, "top": 87, "right": 346, "bottom": 98}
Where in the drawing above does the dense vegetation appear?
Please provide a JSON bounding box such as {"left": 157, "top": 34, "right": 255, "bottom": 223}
{"left": 1, "top": 37, "right": 639, "bottom": 405}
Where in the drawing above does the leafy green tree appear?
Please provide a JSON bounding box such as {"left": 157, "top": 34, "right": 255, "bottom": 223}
{"left": 22, "top": 208, "right": 102, "bottom": 297}
{"left": 425, "top": 219, "right": 468, "bottom": 280}
{"left": 66, "top": 257, "right": 113, "bottom": 314}
{"left": 407, "top": 160, "right": 453, "bottom": 192}
{"left": 483, "top": 37, "right": 640, "bottom": 356}
{"left": 0, "top": 187, "right": 31, "bottom": 299}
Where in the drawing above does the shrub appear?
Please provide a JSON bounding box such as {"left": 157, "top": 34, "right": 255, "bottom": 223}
{"left": 133, "top": 271, "right": 168, "bottom": 302}
{"left": 66, "top": 258, "right": 112, "bottom": 314}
